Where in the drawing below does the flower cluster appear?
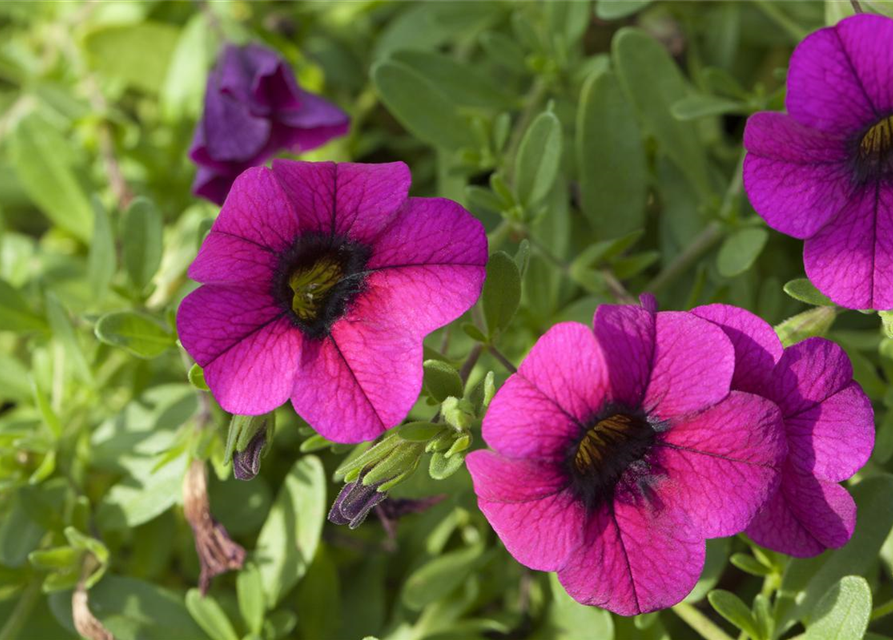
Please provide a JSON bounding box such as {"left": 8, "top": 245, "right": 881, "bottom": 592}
{"left": 190, "top": 44, "right": 350, "bottom": 205}
{"left": 744, "top": 13, "right": 893, "bottom": 310}
{"left": 467, "top": 298, "right": 872, "bottom": 615}
{"left": 176, "top": 19, "right": 884, "bottom": 618}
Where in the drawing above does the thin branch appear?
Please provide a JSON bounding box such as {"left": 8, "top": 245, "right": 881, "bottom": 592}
{"left": 672, "top": 603, "right": 736, "bottom": 640}
{"left": 488, "top": 345, "right": 518, "bottom": 375}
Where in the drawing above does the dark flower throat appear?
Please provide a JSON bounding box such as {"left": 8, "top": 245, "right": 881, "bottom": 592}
{"left": 272, "top": 232, "right": 371, "bottom": 339}
{"left": 567, "top": 407, "right": 657, "bottom": 511}
{"left": 854, "top": 114, "right": 893, "bottom": 183}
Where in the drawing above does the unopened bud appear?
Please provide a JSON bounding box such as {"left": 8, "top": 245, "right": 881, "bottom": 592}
{"left": 328, "top": 479, "right": 387, "bottom": 529}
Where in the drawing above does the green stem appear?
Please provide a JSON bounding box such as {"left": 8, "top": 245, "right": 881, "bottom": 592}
{"left": 643, "top": 221, "right": 723, "bottom": 294}
{"left": 488, "top": 345, "right": 518, "bottom": 375}
{"left": 871, "top": 598, "right": 893, "bottom": 621}
{"left": 672, "top": 602, "right": 736, "bottom": 640}
{"left": 0, "top": 578, "right": 42, "bottom": 640}
{"left": 753, "top": 1, "right": 809, "bottom": 41}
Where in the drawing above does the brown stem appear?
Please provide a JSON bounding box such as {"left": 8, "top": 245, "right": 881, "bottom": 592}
{"left": 459, "top": 343, "right": 484, "bottom": 384}
{"left": 72, "top": 556, "right": 114, "bottom": 640}
{"left": 182, "top": 460, "right": 246, "bottom": 594}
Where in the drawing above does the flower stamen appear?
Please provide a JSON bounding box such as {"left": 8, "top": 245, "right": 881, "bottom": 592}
{"left": 289, "top": 257, "right": 344, "bottom": 320}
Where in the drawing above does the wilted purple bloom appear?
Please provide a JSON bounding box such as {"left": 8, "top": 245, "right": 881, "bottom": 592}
{"left": 694, "top": 305, "right": 874, "bottom": 557}
{"left": 190, "top": 43, "right": 349, "bottom": 204}
{"left": 467, "top": 301, "right": 786, "bottom": 615}
{"left": 743, "top": 14, "right": 893, "bottom": 309}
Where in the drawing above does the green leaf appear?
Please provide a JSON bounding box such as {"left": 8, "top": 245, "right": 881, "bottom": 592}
{"left": 256, "top": 456, "right": 326, "bottom": 607}
{"left": 806, "top": 576, "right": 871, "bottom": 640}
{"left": 775, "top": 307, "right": 836, "bottom": 347}
{"left": 479, "top": 31, "right": 527, "bottom": 74}
{"left": 784, "top": 278, "right": 835, "bottom": 307}
{"left": 423, "top": 359, "right": 464, "bottom": 402}
{"left": 188, "top": 363, "right": 209, "bottom": 391}
{"left": 389, "top": 50, "right": 514, "bottom": 108}
{"left": 95, "top": 311, "right": 174, "bottom": 359}
{"left": 236, "top": 564, "right": 265, "bottom": 635}
{"left": 9, "top": 111, "right": 93, "bottom": 241}
{"left": 0, "top": 279, "right": 46, "bottom": 332}
{"left": 84, "top": 22, "right": 181, "bottom": 94}
{"left": 483, "top": 251, "right": 522, "bottom": 337}
{"left": 548, "top": 573, "right": 615, "bottom": 639}
{"left": 122, "top": 197, "right": 164, "bottom": 290}
{"left": 429, "top": 449, "right": 466, "bottom": 480}
{"left": 28, "top": 546, "right": 80, "bottom": 571}
{"left": 186, "top": 590, "right": 238, "bottom": 640}
{"left": 515, "top": 111, "right": 562, "bottom": 207}
{"left": 46, "top": 293, "right": 93, "bottom": 385}
{"left": 49, "top": 575, "right": 208, "bottom": 640}
{"left": 87, "top": 197, "right": 116, "bottom": 302}
{"left": 32, "top": 380, "right": 62, "bottom": 440}
{"left": 779, "top": 475, "right": 893, "bottom": 631}
{"left": 717, "top": 228, "right": 768, "bottom": 277}
{"left": 613, "top": 28, "right": 713, "bottom": 201}
{"left": 685, "top": 538, "right": 730, "bottom": 603}
{"left": 708, "top": 590, "right": 761, "bottom": 639}
{"left": 671, "top": 94, "right": 745, "bottom": 120}
{"left": 397, "top": 421, "right": 444, "bottom": 442}
{"left": 161, "top": 13, "right": 213, "bottom": 120}
{"left": 730, "top": 553, "right": 772, "bottom": 577}
{"left": 596, "top": 0, "right": 652, "bottom": 20}
{"left": 402, "top": 543, "right": 485, "bottom": 610}
{"left": 577, "top": 69, "right": 647, "bottom": 237}
{"left": 295, "top": 549, "right": 340, "bottom": 640}
{"left": 372, "top": 59, "right": 474, "bottom": 150}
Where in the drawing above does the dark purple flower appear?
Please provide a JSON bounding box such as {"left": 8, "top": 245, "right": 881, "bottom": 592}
{"left": 743, "top": 14, "right": 893, "bottom": 309}
{"left": 190, "top": 43, "right": 349, "bottom": 204}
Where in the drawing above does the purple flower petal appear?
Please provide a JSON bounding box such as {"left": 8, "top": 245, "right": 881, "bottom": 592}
{"left": 482, "top": 323, "right": 608, "bottom": 461}
{"left": 290, "top": 304, "right": 421, "bottom": 444}
{"left": 804, "top": 184, "right": 893, "bottom": 310}
{"left": 271, "top": 160, "right": 411, "bottom": 242}
{"left": 557, "top": 501, "right": 704, "bottom": 616}
{"left": 691, "top": 304, "right": 783, "bottom": 395}
{"left": 208, "top": 167, "right": 301, "bottom": 252}
{"left": 746, "top": 464, "right": 856, "bottom": 557}
{"left": 654, "top": 391, "right": 786, "bottom": 538}
{"left": 592, "top": 304, "right": 654, "bottom": 408}
{"left": 644, "top": 311, "right": 735, "bottom": 418}
{"left": 192, "top": 165, "right": 240, "bottom": 207}
{"left": 786, "top": 16, "right": 883, "bottom": 135}
{"left": 771, "top": 337, "right": 854, "bottom": 416}
{"left": 188, "top": 232, "right": 278, "bottom": 286}
{"left": 177, "top": 286, "right": 301, "bottom": 415}
{"left": 743, "top": 112, "right": 851, "bottom": 239}
{"left": 466, "top": 451, "right": 583, "bottom": 572}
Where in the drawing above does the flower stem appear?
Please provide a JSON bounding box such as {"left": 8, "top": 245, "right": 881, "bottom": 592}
{"left": 488, "top": 345, "right": 518, "bottom": 375}
{"left": 850, "top": 0, "right": 864, "bottom": 13}
{"left": 752, "top": 1, "right": 809, "bottom": 41}
{"left": 871, "top": 598, "right": 893, "bottom": 621}
{"left": 459, "top": 343, "right": 484, "bottom": 384}
{"left": 672, "top": 602, "right": 736, "bottom": 640}
{"left": 643, "top": 221, "right": 723, "bottom": 294}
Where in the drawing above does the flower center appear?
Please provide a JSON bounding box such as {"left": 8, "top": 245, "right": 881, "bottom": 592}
{"left": 568, "top": 409, "right": 656, "bottom": 510}
{"left": 272, "top": 232, "right": 371, "bottom": 339}
{"left": 288, "top": 257, "right": 344, "bottom": 321}
{"left": 854, "top": 115, "right": 893, "bottom": 182}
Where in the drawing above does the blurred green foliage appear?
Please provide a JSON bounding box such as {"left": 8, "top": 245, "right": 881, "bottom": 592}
{"left": 1, "top": 1, "right": 893, "bottom": 639}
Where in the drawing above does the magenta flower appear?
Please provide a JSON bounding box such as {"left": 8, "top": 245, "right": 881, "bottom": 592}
{"left": 693, "top": 305, "right": 874, "bottom": 557}
{"left": 743, "top": 13, "right": 893, "bottom": 309}
{"left": 466, "top": 302, "right": 786, "bottom": 615}
{"left": 190, "top": 43, "right": 350, "bottom": 205}
{"left": 177, "top": 160, "right": 487, "bottom": 443}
